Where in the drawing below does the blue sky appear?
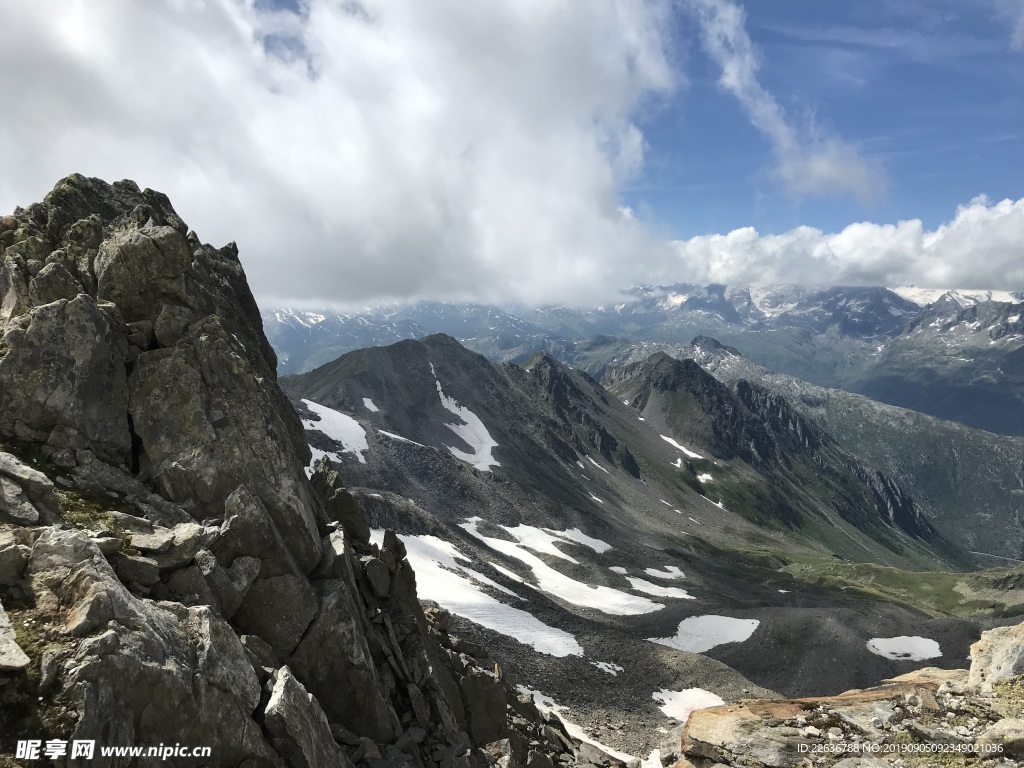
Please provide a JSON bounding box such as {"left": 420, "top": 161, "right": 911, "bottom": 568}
{"left": 1, "top": 0, "right": 1022, "bottom": 305}
{"left": 628, "top": 1, "right": 1023, "bottom": 237}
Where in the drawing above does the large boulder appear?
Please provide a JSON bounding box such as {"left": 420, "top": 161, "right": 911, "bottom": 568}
{"left": 0, "top": 295, "right": 130, "bottom": 464}
{"left": 128, "top": 318, "right": 322, "bottom": 572}
{"left": 94, "top": 226, "right": 191, "bottom": 324}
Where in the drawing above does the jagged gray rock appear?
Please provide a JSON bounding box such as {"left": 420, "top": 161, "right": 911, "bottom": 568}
{"left": 0, "top": 295, "right": 131, "bottom": 463}
{"left": 24, "top": 527, "right": 280, "bottom": 763}
{"left": 263, "top": 667, "right": 354, "bottom": 768}
{"left": 0, "top": 599, "right": 30, "bottom": 671}
{"left": 287, "top": 540, "right": 400, "bottom": 742}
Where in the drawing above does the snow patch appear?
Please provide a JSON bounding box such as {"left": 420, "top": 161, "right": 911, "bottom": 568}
{"left": 362, "top": 397, "right": 380, "bottom": 412}
{"left": 502, "top": 525, "right": 582, "bottom": 564}
{"left": 648, "top": 615, "right": 759, "bottom": 653}
{"left": 662, "top": 436, "right": 703, "bottom": 459}
{"left": 590, "top": 661, "right": 624, "bottom": 676}
{"left": 625, "top": 577, "right": 694, "bottom": 599}
{"left": 587, "top": 456, "right": 610, "bottom": 474}
{"left": 644, "top": 566, "right": 685, "bottom": 580}
{"left": 696, "top": 473, "right": 713, "bottom": 483}
{"left": 369, "top": 530, "right": 582, "bottom": 657}
{"left": 462, "top": 518, "right": 663, "bottom": 615}
{"left": 652, "top": 688, "right": 724, "bottom": 722}
{"left": 609, "top": 566, "right": 629, "bottom": 575}
{"left": 589, "top": 493, "right": 605, "bottom": 504}
{"left": 866, "top": 636, "right": 942, "bottom": 661}
{"left": 301, "top": 399, "right": 368, "bottom": 464}
{"left": 434, "top": 377, "right": 500, "bottom": 471}
{"left": 551, "top": 527, "right": 613, "bottom": 553}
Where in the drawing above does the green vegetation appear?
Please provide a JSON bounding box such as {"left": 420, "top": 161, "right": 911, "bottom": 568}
{"left": 781, "top": 557, "right": 1024, "bottom": 617}
{"left": 55, "top": 489, "right": 136, "bottom": 555}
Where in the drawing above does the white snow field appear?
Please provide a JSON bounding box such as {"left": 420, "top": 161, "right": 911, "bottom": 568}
{"left": 625, "top": 577, "right": 694, "bottom": 600}
{"left": 644, "top": 566, "right": 685, "bottom": 580}
{"left": 461, "top": 518, "right": 664, "bottom": 615}
{"left": 362, "top": 397, "right": 380, "bottom": 412}
{"left": 660, "top": 435, "right": 704, "bottom": 459}
{"left": 370, "top": 530, "right": 582, "bottom": 657}
{"left": 652, "top": 688, "right": 724, "bottom": 722}
{"left": 301, "top": 399, "right": 369, "bottom": 463}
{"left": 433, "top": 374, "right": 500, "bottom": 471}
{"left": 649, "top": 615, "right": 760, "bottom": 653}
{"left": 866, "top": 636, "right": 942, "bottom": 661}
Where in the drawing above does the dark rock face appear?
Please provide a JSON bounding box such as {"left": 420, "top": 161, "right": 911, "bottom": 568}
{"left": 0, "top": 176, "right": 630, "bottom": 768}
{"left": 606, "top": 352, "right": 932, "bottom": 539}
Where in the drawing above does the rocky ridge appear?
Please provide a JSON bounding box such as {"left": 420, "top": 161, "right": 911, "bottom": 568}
{"left": 0, "top": 175, "right": 633, "bottom": 768}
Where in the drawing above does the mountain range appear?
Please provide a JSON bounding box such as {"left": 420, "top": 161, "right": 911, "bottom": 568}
{"left": 264, "top": 282, "right": 1024, "bottom": 435}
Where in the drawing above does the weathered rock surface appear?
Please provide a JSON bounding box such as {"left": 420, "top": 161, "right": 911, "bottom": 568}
{"left": 0, "top": 295, "right": 131, "bottom": 463}
{"left": 264, "top": 666, "right": 353, "bottom": 768}
{"left": 0, "top": 599, "right": 30, "bottom": 671}
{"left": 968, "top": 621, "right": 1024, "bottom": 690}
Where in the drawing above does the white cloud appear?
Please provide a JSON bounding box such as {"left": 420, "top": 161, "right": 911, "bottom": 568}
{"left": 688, "top": 0, "right": 884, "bottom": 201}
{"left": 993, "top": 0, "right": 1024, "bottom": 49}
{"left": 672, "top": 195, "right": 1024, "bottom": 289}
{"left": 0, "top": 0, "right": 675, "bottom": 306}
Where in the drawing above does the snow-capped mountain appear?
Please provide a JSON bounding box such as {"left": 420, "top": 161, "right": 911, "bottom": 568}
{"left": 263, "top": 284, "right": 1024, "bottom": 434}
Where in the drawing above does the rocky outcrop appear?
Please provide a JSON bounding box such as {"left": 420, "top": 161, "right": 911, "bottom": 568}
{"left": 0, "top": 176, "right": 632, "bottom": 768}
{"left": 665, "top": 626, "right": 1024, "bottom": 768}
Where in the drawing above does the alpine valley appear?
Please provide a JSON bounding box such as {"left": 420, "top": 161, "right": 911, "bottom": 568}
{"left": 3, "top": 177, "right": 1024, "bottom": 768}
